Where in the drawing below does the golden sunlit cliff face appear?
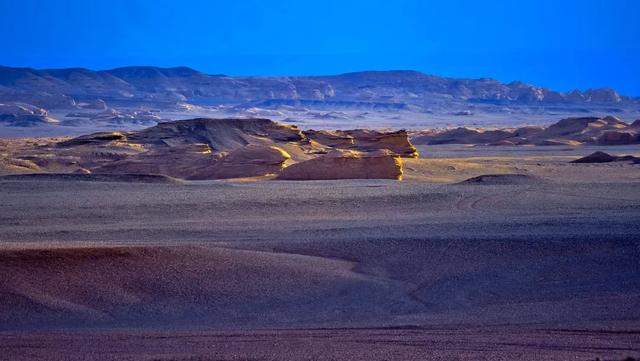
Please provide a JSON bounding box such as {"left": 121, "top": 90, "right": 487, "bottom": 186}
{"left": 305, "top": 129, "right": 419, "bottom": 158}
{"left": 0, "top": 118, "right": 418, "bottom": 180}
{"left": 278, "top": 149, "right": 403, "bottom": 181}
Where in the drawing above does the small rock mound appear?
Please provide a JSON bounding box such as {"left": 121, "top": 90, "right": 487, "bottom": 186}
{"left": 571, "top": 151, "right": 640, "bottom": 164}
{"left": 458, "top": 174, "right": 541, "bottom": 185}
{"left": 277, "top": 149, "right": 403, "bottom": 180}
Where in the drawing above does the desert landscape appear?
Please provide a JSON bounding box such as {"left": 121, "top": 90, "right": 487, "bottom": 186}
{"left": 1, "top": 114, "right": 640, "bottom": 360}
{"left": 2, "top": 65, "right": 640, "bottom": 137}
{"left": 2, "top": 1, "right": 640, "bottom": 359}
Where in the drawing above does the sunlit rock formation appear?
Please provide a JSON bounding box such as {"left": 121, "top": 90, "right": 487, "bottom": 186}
{"left": 304, "top": 129, "right": 418, "bottom": 157}
{"left": 1, "top": 118, "right": 417, "bottom": 180}
{"left": 192, "top": 145, "right": 291, "bottom": 179}
{"left": 278, "top": 149, "right": 403, "bottom": 180}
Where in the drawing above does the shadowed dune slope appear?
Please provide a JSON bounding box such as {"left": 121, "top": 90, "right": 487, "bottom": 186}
{"left": 2, "top": 239, "right": 640, "bottom": 331}
{"left": 0, "top": 246, "right": 416, "bottom": 331}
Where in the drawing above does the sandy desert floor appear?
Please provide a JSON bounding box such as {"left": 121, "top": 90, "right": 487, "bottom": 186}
{"left": 1, "top": 146, "right": 640, "bottom": 360}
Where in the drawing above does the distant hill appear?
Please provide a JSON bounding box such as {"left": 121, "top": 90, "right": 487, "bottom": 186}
{"left": 0, "top": 65, "right": 636, "bottom": 110}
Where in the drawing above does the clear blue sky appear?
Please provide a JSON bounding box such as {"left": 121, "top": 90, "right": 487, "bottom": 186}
{"left": 1, "top": 0, "right": 639, "bottom": 95}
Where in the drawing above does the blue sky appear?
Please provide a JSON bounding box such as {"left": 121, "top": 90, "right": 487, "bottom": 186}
{"left": 1, "top": 0, "right": 639, "bottom": 95}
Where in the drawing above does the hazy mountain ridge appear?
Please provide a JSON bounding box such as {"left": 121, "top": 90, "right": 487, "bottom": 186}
{"left": 2, "top": 65, "right": 639, "bottom": 135}
{"left": 0, "top": 65, "right": 635, "bottom": 109}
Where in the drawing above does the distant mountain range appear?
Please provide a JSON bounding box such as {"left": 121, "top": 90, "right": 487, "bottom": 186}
{"left": 0, "top": 65, "right": 636, "bottom": 110}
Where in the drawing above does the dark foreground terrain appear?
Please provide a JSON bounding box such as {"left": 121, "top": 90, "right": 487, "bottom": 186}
{"left": 3, "top": 327, "right": 639, "bottom": 361}
{"left": 1, "top": 159, "right": 640, "bottom": 360}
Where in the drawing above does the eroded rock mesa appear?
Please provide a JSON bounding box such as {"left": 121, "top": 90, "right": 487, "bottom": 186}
{"left": 1, "top": 118, "right": 417, "bottom": 180}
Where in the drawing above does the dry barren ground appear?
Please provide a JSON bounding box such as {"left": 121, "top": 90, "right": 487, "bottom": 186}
{"left": 1, "top": 148, "right": 640, "bottom": 360}
{"left": 3, "top": 327, "right": 640, "bottom": 361}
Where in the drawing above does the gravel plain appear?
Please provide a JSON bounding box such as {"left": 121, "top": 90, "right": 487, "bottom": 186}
{"left": 1, "top": 151, "right": 640, "bottom": 360}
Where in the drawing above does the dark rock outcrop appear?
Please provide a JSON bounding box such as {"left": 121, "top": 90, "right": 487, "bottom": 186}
{"left": 57, "top": 132, "right": 128, "bottom": 147}
{"left": 597, "top": 131, "right": 639, "bottom": 145}
{"left": 458, "top": 174, "right": 542, "bottom": 185}
{"left": 571, "top": 151, "right": 640, "bottom": 164}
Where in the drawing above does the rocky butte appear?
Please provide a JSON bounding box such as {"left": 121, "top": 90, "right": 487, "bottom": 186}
{"left": 0, "top": 118, "right": 418, "bottom": 180}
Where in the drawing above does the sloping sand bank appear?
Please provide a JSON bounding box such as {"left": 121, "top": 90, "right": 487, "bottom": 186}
{"left": 2, "top": 239, "right": 639, "bottom": 331}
